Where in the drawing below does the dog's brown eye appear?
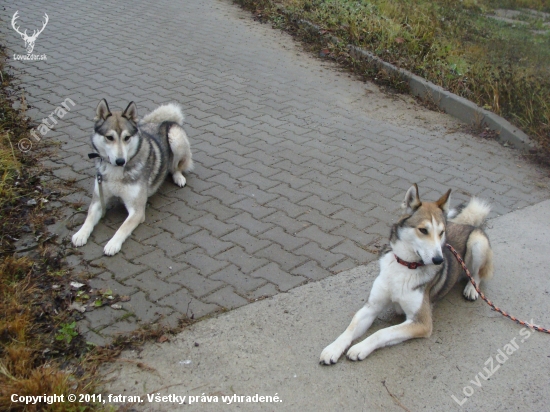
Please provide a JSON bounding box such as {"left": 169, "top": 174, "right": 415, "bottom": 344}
{"left": 124, "top": 135, "right": 131, "bottom": 142}
{"left": 440, "top": 231, "right": 445, "bottom": 237}
{"left": 105, "top": 135, "right": 114, "bottom": 141}
{"left": 419, "top": 228, "right": 428, "bottom": 235}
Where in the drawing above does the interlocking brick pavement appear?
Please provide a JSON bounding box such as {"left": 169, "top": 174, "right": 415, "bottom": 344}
{"left": 2, "top": 0, "right": 549, "bottom": 345}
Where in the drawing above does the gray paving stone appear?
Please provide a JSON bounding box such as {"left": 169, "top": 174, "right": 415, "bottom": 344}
{"left": 294, "top": 242, "right": 346, "bottom": 268}
{"left": 258, "top": 227, "right": 309, "bottom": 251}
{"left": 265, "top": 211, "right": 311, "bottom": 234}
{"left": 250, "top": 263, "right": 307, "bottom": 292}
{"left": 202, "top": 286, "right": 248, "bottom": 309}
{"left": 124, "top": 270, "right": 182, "bottom": 302}
{"left": 158, "top": 289, "right": 220, "bottom": 319}
{"left": 232, "top": 198, "right": 277, "bottom": 220}
{"left": 88, "top": 273, "right": 138, "bottom": 297}
{"left": 130, "top": 223, "right": 166, "bottom": 242}
{"left": 331, "top": 239, "right": 378, "bottom": 264}
{"left": 189, "top": 213, "right": 239, "bottom": 237}
{"left": 266, "top": 197, "right": 310, "bottom": 218}
{"left": 135, "top": 249, "right": 188, "bottom": 279}
{"left": 156, "top": 215, "right": 202, "bottom": 240}
{"left": 215, "top": 246, "right": 269, "bottom": 274}
{"left": 179, "top": 249, "right": 229, "bottom": 276}
{"left": 246, "top": 283, "right": 279, "bottom": 300}
{"left": 268, "top": 183, "right": 311, "bottom": 203}
{"left": 201, "top": 184, "right": 247, "bottom": 206}
{"left": 167, "top": 267, "right": 225, "bottom": 297}
{"left": 235, "top": 185, "right": 280, "bottom": 204}
{"left": 296, "top": 226, "right": 345, "bottom": 249}
{"left": 298, "top": 210, "right": 345, "bottom": 232}
{"left": 74, "top": 240, "right": 105, "bottom": 262}
{"left": 124, "top": 291, "right": 173, "bottom": 323}
{"left": 331, "top": 209, "right": 378, "bottom": 230}
{"left": 291, "top": 261, "right": 333, "bottom": 281}
{"left": 90, "top": 256, "right": 147, "bottom": 282}
{"left": 209, "top": 265, "right": 267, "bottom": 293}
{"left": 255, "top": 243, "right": 309, "bottom": 271}
{"left": 84, "top": 305, "right": 127, "bottom": 331}
{"left": 221, "top": 228, "right": 271, "bottom": 254}
{"left": 332, "top": 223, "right": 381, "bottom": 248}
{"left": 199, "top": 199, "right": 240, "bottom": 221}
{"left": 100, "top": 318, "right": 141, "bottom": 337}
{"left": 185, "top": 229, "right": 233, "bottom": 256}
{"left": 227, "top": 212, "right": 275, "bottom": 236}
{"left": 120, "top": 238, "right": 156, "bottom": 261}
{"left": 330, "top": 258, "right": 359, "bottom": 273}
{"left": 143, "top": 232, "right": 195, "bottom": 257}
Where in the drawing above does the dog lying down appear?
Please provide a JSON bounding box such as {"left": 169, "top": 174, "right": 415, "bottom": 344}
{"left": 320, "top": 184, "right": 493, "bottom": 364}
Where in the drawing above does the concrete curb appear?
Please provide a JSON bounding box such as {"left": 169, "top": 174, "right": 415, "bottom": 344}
{"left": 293, "top": 18, "right": 535, "bottom": 152}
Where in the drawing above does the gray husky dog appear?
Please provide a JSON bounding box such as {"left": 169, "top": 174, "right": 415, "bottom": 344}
{"left": 72, "top": 99, "right": 193, "bottom": 256}
{"left": 320, "top": 184, "right": 493, "bottom": 364}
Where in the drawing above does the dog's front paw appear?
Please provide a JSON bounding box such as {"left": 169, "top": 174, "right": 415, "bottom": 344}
{"left": 346, "top": 342, "right": 372, "bottom": 361}
{"left": 72, "top": 230, "right": 89, "bottom": 247}
{"left": 172, "top": 172, "right": 186, "bottom": 188}
{"left": 104, "top": 238, "right": 122, "bottom": 256}
{"left": 320, "top": 342, "right": 347, "bottom": 365}
{"left": 463, "top": 283, "right": 479, "bottom": 301}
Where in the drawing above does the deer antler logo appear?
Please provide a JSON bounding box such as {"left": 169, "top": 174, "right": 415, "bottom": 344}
{"left": 11, "top": 11, "right": 49, "bottom": 54}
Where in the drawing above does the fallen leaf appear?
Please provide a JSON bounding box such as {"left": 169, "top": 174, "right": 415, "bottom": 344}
{"left": 69, "top": 302, "right": 86, "bottom": 313}
{"left": 70, "top": 281, "right": 85, "bottom": 289}
{"left": 157, "top": 335, "right": 169, "bottom": 343}
{"left": 120, "top": 295, "right": 131, "bottom": 302}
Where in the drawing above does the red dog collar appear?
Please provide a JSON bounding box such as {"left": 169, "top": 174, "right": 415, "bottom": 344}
{"left": 394, "top": 254, "right": 425, "bottom": 269}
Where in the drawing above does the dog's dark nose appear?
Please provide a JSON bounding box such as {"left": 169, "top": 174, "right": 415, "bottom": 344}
{"left": 115, "top": 158, "right": 125, "bottom": 166}
{"left": 432, "top": 256, "right": 444, "bottom": 265}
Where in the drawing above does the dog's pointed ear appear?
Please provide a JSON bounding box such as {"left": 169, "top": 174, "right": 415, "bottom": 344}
{"left": 402, "top": 183, "right": 422, "bottom": 213}
{"left": 95, "top": 99, "right": 111, "bottom": 121}
{"left": 436, "top": 189, "right": 452, "bottom": 213}
{"left": 122, "top": 101, "right": 138, "bottom": 122}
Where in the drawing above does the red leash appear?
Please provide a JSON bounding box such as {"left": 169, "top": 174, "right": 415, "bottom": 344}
{"left": 445, "top": 243, "right": 550, "bottom": 334}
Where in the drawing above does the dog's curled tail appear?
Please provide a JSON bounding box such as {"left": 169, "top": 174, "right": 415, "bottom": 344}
{"left": 448, "top": 197, "right": 491, "bottom": 227}
{"left": 141, "top": 103, "right": 185, "bottom": 126}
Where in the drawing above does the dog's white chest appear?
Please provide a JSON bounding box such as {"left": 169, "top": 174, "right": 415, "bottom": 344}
{"left": 378, "top": 254, "right": 429, "bottom": 315}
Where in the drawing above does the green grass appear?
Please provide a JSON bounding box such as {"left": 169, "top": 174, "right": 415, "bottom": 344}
{"left": 237, "top": 0, "right": 550, "bottom": 160}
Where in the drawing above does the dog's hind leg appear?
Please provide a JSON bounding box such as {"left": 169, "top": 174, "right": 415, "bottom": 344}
{"left": 320, "top": 277, "right": 390, "bottom": 365}
{"left": 167, "top": 124, "right": 193, "bottom": 187}
{"left": 463, "top": 230, "right": 493, "bottom": 301}
{"left": 72, "top": 183, "right": 105, "bottom": 247}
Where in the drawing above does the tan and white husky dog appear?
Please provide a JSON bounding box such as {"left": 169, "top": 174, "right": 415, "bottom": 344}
{"left": 72, "top": 99, "right": 193, "bottom": 256}
{"left": 320, "top": 184, "right": 493, "bottom": 364}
